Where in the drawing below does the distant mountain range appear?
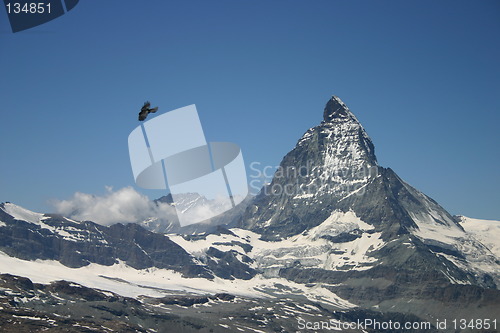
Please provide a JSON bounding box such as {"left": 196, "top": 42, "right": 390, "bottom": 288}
{"left": 1, "top": 96, "right": 498, "bottom": 332}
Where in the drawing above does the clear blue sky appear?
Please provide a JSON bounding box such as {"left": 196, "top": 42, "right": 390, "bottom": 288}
{"left": 0, "top": 0, "right": 499, "bottom": 220}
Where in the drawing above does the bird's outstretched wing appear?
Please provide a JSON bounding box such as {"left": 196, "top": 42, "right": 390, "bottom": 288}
{"left": 141, "top": 101, "right": 151, "bottom": 112}
{"left": 150, "top": 107, "right": 158, "bottom": 113}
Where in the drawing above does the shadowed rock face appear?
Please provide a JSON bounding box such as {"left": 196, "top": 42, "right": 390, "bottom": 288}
{"left": 0, "top": 201, "right": 260, "bottom": 281}
{"left": 0, "top": 205, "right": 213, "bottom": 278}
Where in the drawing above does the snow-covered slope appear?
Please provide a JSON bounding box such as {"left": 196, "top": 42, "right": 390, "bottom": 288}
{"left": 457, "top": 216, "right": 500, "bottom": 258}
{"left": 0, "top": 250, "right": 354, "bottom": 309}
{"left": 170, "top": 210, "right": 384, "bottom": 276}
{"left": 1, "top": 202, "right": 47, "bottom": 225}
{"left": 0, "top": 203, "right": 111, "bottom": 244}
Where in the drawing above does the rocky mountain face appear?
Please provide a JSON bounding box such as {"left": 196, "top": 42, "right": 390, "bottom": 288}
{"left": 239, "top": 97, "right": 378, "bottom": 238}
{"left": 236, "top": 96, "right": 499, "bottom": 318}
{"left": 1, "top": 95, "right": 499, "bottom": 331}
{"left": 239, "top": 96, "right": 454, "bottom": 240}
{"left": 0, "top": 202, "right": 256, "bottom": 281}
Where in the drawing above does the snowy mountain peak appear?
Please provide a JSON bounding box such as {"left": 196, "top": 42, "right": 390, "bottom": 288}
{"left": 294, "top": 96, "right": 378, "bottom": 190}
{"left": 323, "top": 95, "right": 355, "bottom": 122}
{"left": 0, "top": 202, "right": 46, "bottom": 225}
{"left": 239, "top": 96, "right": 381, "bottom": 237}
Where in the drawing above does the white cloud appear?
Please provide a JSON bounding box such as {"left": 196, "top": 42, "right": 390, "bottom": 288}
{"left": 51, "top": 187, "right": 177, "bottom": 226}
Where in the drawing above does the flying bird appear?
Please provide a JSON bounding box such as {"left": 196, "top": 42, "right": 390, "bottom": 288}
{"left": 138, "top": 101, "right": 158, "bottom": 121}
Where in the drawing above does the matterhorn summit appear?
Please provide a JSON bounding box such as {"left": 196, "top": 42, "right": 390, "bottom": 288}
{"left": 240, "top": 95, "right": 498, "bottom": 287}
